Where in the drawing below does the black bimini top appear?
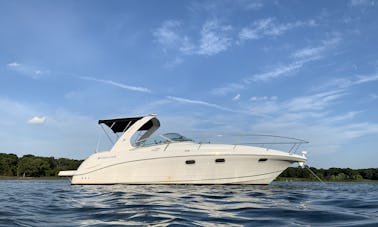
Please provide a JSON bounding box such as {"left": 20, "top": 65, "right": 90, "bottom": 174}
{"left": 98, "top": 116, "right": 156, "bottom": 133}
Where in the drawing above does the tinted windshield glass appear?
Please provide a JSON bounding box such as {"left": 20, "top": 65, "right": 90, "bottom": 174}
{"left": 135, "top": 133, "right": 192, "bottom": 147}
{"left": 162, "top": 133, "right": 192, "bottom": 142}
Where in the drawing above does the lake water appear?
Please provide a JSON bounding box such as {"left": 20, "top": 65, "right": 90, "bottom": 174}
{"left": 0, "top": 180, "right": 377, "bottom": 226}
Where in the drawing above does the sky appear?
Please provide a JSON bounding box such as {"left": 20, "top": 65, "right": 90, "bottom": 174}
{"left": 0, "top": 0, "right": 377, "bottom": 168}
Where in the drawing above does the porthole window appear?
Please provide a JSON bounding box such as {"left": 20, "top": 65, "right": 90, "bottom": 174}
{"left": 215, "top": 158, "right": 225, "bottom": 163}
{"left": 258, "top": 158, "right": 268, "bottom": 162}
{"left": 185, "top": 160, "right": 195, "bottom": 164}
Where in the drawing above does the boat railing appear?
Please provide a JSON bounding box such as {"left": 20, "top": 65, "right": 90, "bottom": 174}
{"left": 134, "top": 134, "right": 308, "bottom": 154}
{"left": 193, "top": 134, "right": 308, "bottom": 154}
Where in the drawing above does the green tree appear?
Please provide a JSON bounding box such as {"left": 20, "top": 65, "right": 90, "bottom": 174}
{"left": 17, "top": 155, "right": 50, "bottom": 177}
{"left": 56, "top": 158, "right": 82, "bottom": 171}
{"left": 0, "top": 153, "right": 19, "bottom": 176}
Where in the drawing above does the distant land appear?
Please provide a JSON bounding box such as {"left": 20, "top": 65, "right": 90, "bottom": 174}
{"left": 0, "top": 153, "right": 377, "bottom": 181}
{"left": 0, "top": 153, "right": 81, "bottom": 178}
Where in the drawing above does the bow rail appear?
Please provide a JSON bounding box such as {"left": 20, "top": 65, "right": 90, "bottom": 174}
{"left": 134, "top": 133, "right": 308, "bottom": 154}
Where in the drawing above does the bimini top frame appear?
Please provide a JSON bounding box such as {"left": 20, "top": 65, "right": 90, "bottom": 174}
{"left": 98, "top": 115, "right": 161, "bottom": 152}
{"left": 98, "top": 116, "right": 159, "bottom": 134}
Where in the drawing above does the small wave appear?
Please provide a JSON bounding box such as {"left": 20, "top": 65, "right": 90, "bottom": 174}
{"left": 0, "top": 180, "right": 377, "bottom": 226}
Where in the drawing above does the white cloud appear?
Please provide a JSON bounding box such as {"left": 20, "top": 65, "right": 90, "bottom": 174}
{"left": 153, "top": 20, "right": 191, "bottom": 53}
{"left": 156, "top": 20, "right": 181, "bottom": 44}
{"left": 249, "top": 100, "right": 280, "bottom": 116}
{"left": 6, "top": 62, "right": 48, "bottom": 79}
{"left": 370, "top": 93, "right": 378, "bottom": 100}
{"left": 27, "top": 116, "right": 46, "bottom": 125}
{"left": 211, "top": 61, "right": 305, "bottom": 96}
{"left": 153, "top": 19, "right": 233, "bottom": 57}
{"left": 244, "top": 1, "right": 263, "bottom": 10}
{"left": 247, "top": 90, "right": 346, "bottom": 119}
{"left": 321, "top": 111, "right": 362, "bottom": 124}
{"left": 239, "top": 18, "right": 272, "bottom": 40}
{"left": 355, "top": 74, "right": 378, "bottom": 84}
{"left": 250, "top": 96, "right": 277, "bottom": 101}
{"left": 232, "top": 94, "right": 241, "bottom": 101}
{"left": 338, "top": 122, "right": 378, "bottom": 139}
{"left": 0, "top": 96, "right": 105, "bottom": 159}
{"left": 80, "top": 76, "right": 151, "bottom": 93}
{"left": 292, "top": 46, "right": 324, "bottom": 60}
{"left": 167, "top": 96, "right": 233, "bottom": 112}
{"left": 211, "top": 83, "right": 245, "bottom": 96}
{"left": 163, "top": 57, "right": 184, "bottom": 68}
{"left": 197, "top": 20, "right": 233, "bottom": 56}
{"left": 313, "top": 73, "right": 378, "bottom": 92}
{"left": 249, "top": 61, "right": 304, "bottom": 82}
{"left": 7, "top": 62, "right": 21, "bottom": 68}
{"left": 285, "top": 90, "right": 346, "bottom": 112}
{"left": 349, "top": 0, "right": 374, "bottom": 7}
{"left": 212, "top": 36, "right": 341, "bottom": 96}
{"left": 239, "top": 18, "right": 315, "bottom": 41}
{"left": 292, "top": 36, "right": 341, "bottom": 60}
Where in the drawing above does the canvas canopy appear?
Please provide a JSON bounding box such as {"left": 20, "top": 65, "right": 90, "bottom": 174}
{"left": 98, "top": 116, "right": 156, "bottom": 133}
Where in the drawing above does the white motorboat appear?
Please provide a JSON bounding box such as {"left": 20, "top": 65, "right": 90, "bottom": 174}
{"left": 59, "top": 114, "right": 307, "bottom": 185}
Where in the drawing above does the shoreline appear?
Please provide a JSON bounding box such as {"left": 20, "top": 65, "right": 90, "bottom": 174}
{"left": 1, "top": 176, "right": 377, "bottom": 182}
{"left": 275, "top": 177, "right": 378, "bottom": 183}
{"left": 0, "top": 176, "right": 65, "bottom": 180}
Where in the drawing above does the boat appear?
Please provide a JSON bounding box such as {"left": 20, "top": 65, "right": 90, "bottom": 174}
{"left": 59, "top": 114, "right": 308, "bottom": 185}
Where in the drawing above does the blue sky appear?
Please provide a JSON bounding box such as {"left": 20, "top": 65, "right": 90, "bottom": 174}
{"left": 1, "top": 0, "right": 377, "bottom": 168}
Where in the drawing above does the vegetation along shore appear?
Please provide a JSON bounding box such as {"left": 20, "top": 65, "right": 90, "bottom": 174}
{"left": 0, "top": 153, "right": 377, "bottom": 181}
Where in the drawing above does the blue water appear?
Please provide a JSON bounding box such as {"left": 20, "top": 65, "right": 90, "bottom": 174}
{"left": 0, "top": 180, "right": 377, "bottom": 226}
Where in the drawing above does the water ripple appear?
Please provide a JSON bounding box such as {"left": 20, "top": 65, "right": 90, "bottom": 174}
{"left": 0, "top": 180, "right": 377, "bottom": 226}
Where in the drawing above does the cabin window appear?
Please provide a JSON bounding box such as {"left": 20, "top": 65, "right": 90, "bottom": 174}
{"left": 215, "top": 158, "right": 225, "bottom": 163}
{"left": 258, "top": 158, "right": 268, "bottom": 162}
{"left": 185, "top": 160, "right": 195, "bottom": 165}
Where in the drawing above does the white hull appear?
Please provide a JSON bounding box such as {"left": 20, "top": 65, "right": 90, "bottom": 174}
{"left": 59, "top": 114, "right": 307, "bottom": 185}
{"left": 69, "top": 144, "right": 305, "bottom": 185}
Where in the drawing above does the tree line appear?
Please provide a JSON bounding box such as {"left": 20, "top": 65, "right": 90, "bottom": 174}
{"left": 279, "top": 166, "right": 378, "bottom": 181}
{"left": 1, "top": 152, "right": 378, "bottom": 180}
{"left": 0, "top": 153, "right": 82, "bottom": 177}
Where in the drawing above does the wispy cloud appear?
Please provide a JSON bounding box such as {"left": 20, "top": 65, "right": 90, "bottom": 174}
{"left": 210, "top": 60, "right": 305, "bottom": 95}
{"left": 80, "top": 76, "right": 151, "bottom": 93}
{"left": 212, "top": 36, "right": 341, "bottom": 95}
{"left": 370, "top": 93, "right": 378, "bottom": 100}
{"left": 163, "top": 57, "right": 184, "bottom": 68}
{"left": 239, "top": 18, "right": 316, "bottom": 41}
{"left": 243, "top": 1, "right": 263, "bottom": 10}
{"left": 248, "top": 60, "right": 305, "bottom": 82}
{"left": 314, "top": 72, "right": 378, "bottom": 92}
{"left": 7, "top": 62, "right": 49, "bottom": 79}
{"left": 285, "top": 90, "right": 346, "bottom": 112}
{"left": 321, "top": 111, "right": 362, "bottom": 124}
{"left": 167, "top": 96, "right": 233, "bottom": 112}
{"left": 292, "top": 36, "right": 341, "bottom": 60}
{"left": 355, "top": 73, "right": 378, "bottom": 84}
{"left": 153, "top": 20, "right": 192, "bottom": 53}
{"left": 154, "top": 19, "right": 232, "bottom": 57}
{"left": 348, "top": 0, "right": 375, "bottom": 7}
{"left": 211, "top": 83, "right": 246, "bottom": 96}
{"left": 197, "top": 20, "right": 233, "bottom": 55}
{"left": 247, "top": 90, "right": 346, "bottom": 118}
{"left": 232, "top": 94, "right": 240, "bottom": 101}
{"left": 250, "top": 96, "right": 277, "bottom": 101}
{"left": 27, "top": 116, "right": 46, "bottom": 125}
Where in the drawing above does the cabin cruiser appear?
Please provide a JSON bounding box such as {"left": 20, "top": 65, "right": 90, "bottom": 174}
{"left": 59, "top": 114, "right": 307, "bottom": 185}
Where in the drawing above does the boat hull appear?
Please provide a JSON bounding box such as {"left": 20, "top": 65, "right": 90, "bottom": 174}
{"left": 70, "top": 148, "right": 305, "bottom": 185}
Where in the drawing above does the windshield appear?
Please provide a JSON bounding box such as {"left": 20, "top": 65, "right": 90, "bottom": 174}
{"left": 135, "top": 133, "right": 192, "bottom": 147}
